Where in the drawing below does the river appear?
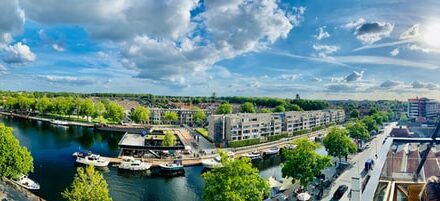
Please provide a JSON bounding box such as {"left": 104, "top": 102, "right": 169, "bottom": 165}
{"left": 0, "top": 115, "right": 288, "bottom": 201}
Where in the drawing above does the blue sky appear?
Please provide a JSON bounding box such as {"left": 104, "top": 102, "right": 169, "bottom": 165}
{"left": 1, "top": 0, "right": 440, "bottom": 100}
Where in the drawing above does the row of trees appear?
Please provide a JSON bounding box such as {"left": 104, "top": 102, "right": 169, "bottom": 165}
{"left": 215, "top": 102, "right": 303, "bottom": 115}
{"left": 2, "top": 95, "right": 127, "bottom": 123}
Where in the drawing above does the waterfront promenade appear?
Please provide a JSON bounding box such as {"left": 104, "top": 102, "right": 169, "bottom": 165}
{"left": 0, "top": 111, "right": 94, "bottom": 127}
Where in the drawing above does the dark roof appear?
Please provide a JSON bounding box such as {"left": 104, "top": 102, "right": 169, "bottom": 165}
{"left": 390, "top": 128, "right": 411, "bottom": 137}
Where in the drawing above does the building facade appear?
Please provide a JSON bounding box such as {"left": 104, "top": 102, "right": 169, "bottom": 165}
{"left": 149, "top": 108, "right": 212, "bottom": 126}
{"left": 208, "top": 109, "right": 345, "bottom": 146}
{"left": 407, "top": 97, "right": 439, "bottom": 122}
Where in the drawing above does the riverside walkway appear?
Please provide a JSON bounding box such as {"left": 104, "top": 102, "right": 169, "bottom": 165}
{"left": 104, "top": 128, "right": 329, "bottom": 167}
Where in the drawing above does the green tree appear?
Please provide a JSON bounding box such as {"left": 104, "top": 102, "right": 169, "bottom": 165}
{"left": 80, "top": 99, "right": 95, "bottom": 121}
{"left": 285, "top": 104, "right": 303, "bottom": 111}
{"left": 62, "top": 165, "right": 112, "bottom": 201}
{"left": 130, "top": 106, "right": 150, "bottom": 124}
{"left": 17, "top": 95, "right": 34, "bottom": 112}
{"left": 400, "top": 113, "right": 409, "bottom": 122}
{"left": 282, "top": 138, "right": 331, "bottom": 187}
{"left": 346, "top": 121, "right": 370, "bottom": 146}
{"left": 259, "top": 108, "right": 272, "bottom": 113}
{"left": 0, "top": 123, "right": 34, "bottom": 178}
{"left": 93, "top": 101, "right": 106, "bottom": 118}
{"left": 323, "top": 127, "right": 357, "bottom": 163}
{"left": 368, "top": 108, "right": 378, "bottom": 115}
{"left": 216, "top": 102, "right": 233, "bottom": 114}
{"left": 273, "top": 105, "right": 285, "bottom": 113}
{"left": 162, "top": 130, "right": 176, "bottom": 146}
{"left": 35, "top": 96, "right": 51, "bottom": 114}
{"left": 361, "top": 116, "right": 378, "bottom": 132}
{"left": 240, "top": 102, "right": 256, "bottom": 113}
{"left": 105, "top": 102, "right": 125, "bottom": 123}
{"left": 163, "top": 111, "right": 178, "bottom": 124}
{"left": 350, "top": 109, "right": 360, "bottom": 119}
{"left": 203, "top": 156, "right": 269, "bottom": 201}
{"left": 3, "top": 96, "right": 18, "bottom": 110}
{"left": 53, "top": 97, "right": 72, "bottom": 116}
{"left": 193, "top": 106, "right": 206, "bottom": 126}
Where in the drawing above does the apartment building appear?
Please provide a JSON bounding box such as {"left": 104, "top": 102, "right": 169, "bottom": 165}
{"left": 149, "top": 108, "right": 212, "bottom": 125}
{"left": 407, "top": 97, "right": 439, "bottom": 122}
{"left": 208, "top": 109, "right": 345, "bottom": 145}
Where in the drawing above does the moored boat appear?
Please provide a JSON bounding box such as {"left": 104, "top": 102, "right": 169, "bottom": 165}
{"left": 118, "top": 156, "right": 151, "bottom": 171}
{"left": 201, "top": 156, "right": 222, "bottom": 169}
{"left": 246, "top": 151, "right": 263, "bottom": 160}
{"left": 75, "top": 153, "right": 109, "bottom": 167}
{"left": 159, "top": 160, "right": 184, "bottom": 172}
{"left": 263, "top": 146, "right": 280, "bottom": 156}
{"left": 50, "top": 119, "right": 69, "bottom": 126}
{"left": 14, "top": 175, "right": 40, "bottom": 190}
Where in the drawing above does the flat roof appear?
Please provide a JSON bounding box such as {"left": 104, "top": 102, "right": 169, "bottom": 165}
{"left": 118, "top": 133, "right": 145, "bottom": 147}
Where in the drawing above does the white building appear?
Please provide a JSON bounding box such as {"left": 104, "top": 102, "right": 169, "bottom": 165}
{"left": 407, "top": 97, "right": 439, "bottom": 122}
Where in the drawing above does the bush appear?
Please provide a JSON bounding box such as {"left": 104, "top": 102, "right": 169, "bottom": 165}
{"left": 228, "top": 138, "right": 260, "bottom": 148}
{"left": 196, "top": 128, "right": 214, "bottom": 143}
{"left": 267, "top": 133, "right": 289, "bottom": 141}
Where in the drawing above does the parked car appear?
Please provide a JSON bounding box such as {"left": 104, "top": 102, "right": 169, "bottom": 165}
{"left": 332, "top": 185, "right": 349, "bottom": 200}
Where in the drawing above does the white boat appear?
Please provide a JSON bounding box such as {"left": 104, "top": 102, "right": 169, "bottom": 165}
{"left": 50, "top": 119, "right": 69, "bottom": 126}
{"left": 72, "top": 151, "right": 91, "bottom": 158}
{"left": 263, "top": 146, "right": 280, "bottom": 156}
{"left": 159, "top": 160, "right": 184, "bottom": 172}
{"left": 201, "top": 156, "right": 222, "bottom": 169}
{"left": 75, "top": 153, "right": 109, "bottom": 167}
{"left": 14, "top": 175, "right": 40, "bottom": 190}
{"left": 118, "top": 157, "right": 151, "bottom": 171}
{"left": 246, "top": 152, "right": 263, "bottom": 160}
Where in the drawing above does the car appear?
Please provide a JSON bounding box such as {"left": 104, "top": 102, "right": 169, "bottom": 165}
{"left": 332, "top": 185, "right": 349, "bottom": 200}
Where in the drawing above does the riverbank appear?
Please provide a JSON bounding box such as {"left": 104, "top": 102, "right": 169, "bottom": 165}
{"left": 0, "top": 111, "right": 94, "bottom": 128}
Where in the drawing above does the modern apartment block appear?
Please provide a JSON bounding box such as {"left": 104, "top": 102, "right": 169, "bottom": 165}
{"left": 407, "top": 97, "right": 439, "bottom": 122}
{"left": 149, "top": 108, "right": 212, "bottom": 125}
{"left": 208, "top": 109, "right": 345, "bottom": 145}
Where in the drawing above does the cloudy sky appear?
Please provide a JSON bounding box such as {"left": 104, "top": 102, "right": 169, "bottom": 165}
{"left": 1, "top": 0, "right": 440, "bottom": 100}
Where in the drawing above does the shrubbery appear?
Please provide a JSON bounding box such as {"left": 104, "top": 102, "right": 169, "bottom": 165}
{"left": 228, "top": 138, "right": 260, "bottom": 148}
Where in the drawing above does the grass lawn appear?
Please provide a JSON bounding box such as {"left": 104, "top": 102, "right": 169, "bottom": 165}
{"left": 195, "top": 128, "right": 209, "bottom": 137}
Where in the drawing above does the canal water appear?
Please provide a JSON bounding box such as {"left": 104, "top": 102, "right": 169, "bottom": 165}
{"left": 0, "top": 115, "right": 286, "bottom": 201}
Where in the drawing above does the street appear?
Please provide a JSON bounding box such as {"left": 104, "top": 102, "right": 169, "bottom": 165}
{"left": 321, "top": 122, "right": 396, "bottom": 201}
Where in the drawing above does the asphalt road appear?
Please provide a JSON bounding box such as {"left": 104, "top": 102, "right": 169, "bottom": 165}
{"left": 321, "top": 122, "right": 396, "bottom": 201}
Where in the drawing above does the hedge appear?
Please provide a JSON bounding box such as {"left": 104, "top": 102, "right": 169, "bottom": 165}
{"left": 228, "top": 138, "right": 261, "bottom": 148}
{"left": 267, "top": 133, "right": 289, "bottom": 141}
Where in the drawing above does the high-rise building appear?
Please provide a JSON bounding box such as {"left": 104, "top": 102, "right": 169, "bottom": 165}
{"left": 407, "top": 97, "right": 439, "bottom": 122}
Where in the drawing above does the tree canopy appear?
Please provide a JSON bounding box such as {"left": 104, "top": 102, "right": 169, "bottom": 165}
{"left": 273, "top": 105, "right": 286, "bottom": 113}
{"left": 203, "top": 155, "right": 269, "bottom": 201}
{"left": 163, "top": 111, "right": 178, "bottom": 124}
{"left": 62, "top": 165, "right": 112, "bottom": 201}
{"left": 350, "top": 109, "right": 360, "bottom": 119}
{"left": 193, "top": 106, "right": 206, "bottom": 125}
{"left": 282, "top": 138, "right": 331, "bottom": 187}
{"left": 346, "top": 121, "right": 370, "bottom": 143}
{"left": 130, "top": 106, "right": 150, "bottom": 124}
{"left": 105, "top": 102, "right": 125, "bottom": 123}
{"left": 162, "top": 130, "right": 176, "bottom": 147}
{"left": 240, "top": 102, "right": 256, "bottom": 113}
{"left": 0, "top": 123, "right": 34, "bottom": 179}
{"left": 323, "top": 127, "right": 357, "bottom": 162}
{"left": 361, "top": 116, "right": 378, "bottom": 132}
{"left": 259, "top": 108, "right": 272, "bottom": 113}
{"left": 216, "top": 102, "right": 233, "bottom": 114}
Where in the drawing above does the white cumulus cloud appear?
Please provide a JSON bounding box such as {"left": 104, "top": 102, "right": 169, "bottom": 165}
{"left": 390, "top": 48, "right": 399, "bottom": 56}
{"left": 312, "top": 44, "right": 339, "bottom": 58}
{"left": 0, "top": 0, "right": 25, "bottom": 46}
{"left": 2, "top": 42, "right": 36, "bottom": 63}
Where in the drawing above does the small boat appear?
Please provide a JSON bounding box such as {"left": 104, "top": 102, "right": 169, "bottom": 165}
{"left": 50, "top": 119, "right": 69, "bottom": 126}
{"left": 285, "top": 144, "right": 297, "bottom": 150}
{"left": 118, "top": 157, "right": 151, "bottom": 171}
{"left": 263, "top": 146, "right": 280, "bottom": 156}
{"left": 14, "top": 175, "right": 40, "bottom": 190}
{"left": 72, "top": 151, "right": 91, "bottom": 158}
{"left": 75, "top": 153, "right": 109, "bottom": 167}
{"left": 246, "top": 151, "right": 263, "bottom": 160}
{"left": 201, "top": 156, "right": 222, "bottom": 169}
{"left": 159, "top": 160, "right": 184, "bottom": 172}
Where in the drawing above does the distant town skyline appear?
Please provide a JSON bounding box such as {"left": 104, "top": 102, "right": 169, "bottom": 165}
{"left": 1, "top": 0, "right": 440, "bottom": 100}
